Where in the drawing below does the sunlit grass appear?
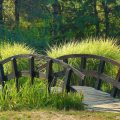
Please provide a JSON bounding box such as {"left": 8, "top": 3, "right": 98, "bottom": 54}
{"left": 0, "top": 42, "right": 35, "bottom": 73}
{"left": 47, "top": 37, "right": 120, "bottom": 59}
{"left": 0, "top": 79, "right": 84, "bottom": 111}
{"left": 47, "top": 37, "right": 120, "bottom": 92}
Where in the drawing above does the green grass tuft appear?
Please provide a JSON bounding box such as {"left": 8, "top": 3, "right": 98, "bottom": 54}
{"left": 0, "top": 79, "right": 84, "bottom": 111}
{"left": 47, "top": 37, "right": 120, "bottom": 92}
{"left": 0, "top": 42, "right": 35, "bottom": 73}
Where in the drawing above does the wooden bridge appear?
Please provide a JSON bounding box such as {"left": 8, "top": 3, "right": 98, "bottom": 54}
{"left": 0, "top": 54, "right": 120, "bottom": 112}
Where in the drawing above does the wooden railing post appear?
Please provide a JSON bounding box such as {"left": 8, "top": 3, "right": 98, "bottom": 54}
{"left": 62, "top": 68, "right": 72, "bottom": 93}
{"left": 80, "top": 57, "right": 86, "bottom": 86}
{"left": 0, "top": 64, "right": 5, "bottom": 87}
{"left": 63, "top": 59, "right": 68, "bottom": 64}
{"left": 95, "top": 60, "right": 105, "bottom": 90}
{"left": 29, "top": 56, "right": 35, "bottom": 85}
{"left": 111, "top": 68, "right": 120, "bottom": 97}
{"left": 46, "top": 59, "right": 53, "bottom": 93}
{"left": 11, "top": 58, "right": 19, "bottom": 92}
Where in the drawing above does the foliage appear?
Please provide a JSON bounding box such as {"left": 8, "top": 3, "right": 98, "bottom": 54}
{"left": 0, "top": 0, "right": 120, "bottom": 48}
{"left": 0, "top": 79, "right": 84, "bottom": 111}
{"left": 47, "top": 38, "right": 120, "bottom": 92}
{"left": 0, "top": 24, "right": 50, "bottom": 53}
{"left": 0, "top": 42, "right": 34, "bottom": 73}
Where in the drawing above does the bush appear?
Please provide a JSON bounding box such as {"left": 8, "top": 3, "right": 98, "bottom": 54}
{"left": 0, "top": 79, "right": 84, "bottom": 111}
{"left": 47, "top": 38, "right": 120, "bottom": 92}
{"left": 0, "top": 42, "right": 35, "bottom": 73}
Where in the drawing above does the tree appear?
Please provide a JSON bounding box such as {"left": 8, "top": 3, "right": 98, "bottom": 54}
{"left": 14, "top": 0, "right": 21, "bottom": 26}
{"left": 102, "top": 0, "right": 110, "bottom": 38}
{"left": 0, "top": 0, "right": 3, "bottom": 25}
{"left": 52, "top": 0, "right": 61, "bottom": 42}
{"left": 93, "top": 0, "right": 100, "bottom": 36}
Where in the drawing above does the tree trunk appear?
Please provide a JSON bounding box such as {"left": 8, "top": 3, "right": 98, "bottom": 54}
{"left": 102, "top": 1, "right": 109, "bottom": 38}
{"left": 14, "top": 0, "right": 20, "bottom": 26}
{"left": 52, "top": 0, "right": 61, "bottom": 43}
{"left": 93, "top": 0, "right": 99, "bottom": 36}
{"left": 0, "top": 0, "right": 3, "bottom": 25}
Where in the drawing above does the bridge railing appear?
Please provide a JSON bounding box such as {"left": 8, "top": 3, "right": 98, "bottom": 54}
{"left": 57, "top": 54, "right": 120, "bottom": 97}
{"left": 0, "top": 54, "right": 85, "bottom": 93}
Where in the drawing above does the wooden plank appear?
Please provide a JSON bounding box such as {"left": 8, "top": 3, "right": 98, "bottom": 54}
{"left": 62, "top": 68, "right": 72, "bottom": 93}
{"left": 0, "top": 64, "right": 5, "bottom": 87}
{"left": 111, "top": 68, "right": 120, "bottom": 97}
{"left": 46, "top": 59, "right": 53, "bottom": 93}
{"left": 95, "top": 60, "right": 105, "bottom": 90}
{"left": 58, "top": 54, "right": 120, "bottom": 68}
{"left": 29, "top": 56, "right": 35, "bottom": 85}
{"left": 63, "top": 59, "right": 68, "bottom": 64}
{"left": 52, "top": 58, "right": 85, "bottom": 79}
{"left": 71, "top": 86, "right": 120, "bottom": 113}
{"left": 39, "top": 72, "right": 46, "bottom": 78}
{"left": 11, "top": 58, "right": 19, "bottom": 92}
{"left": 20, "top": 71, "right": 29, "bottom": 76}
{"left": 82, "top": 70, "right": 120, "bottom": 89}
{"left": 79, "top": 57, "right": 86, "bottom": 86}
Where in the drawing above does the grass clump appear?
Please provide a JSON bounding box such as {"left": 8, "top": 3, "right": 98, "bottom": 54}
{"left": 0, "top": 79, "right": 84, "bottom": 111}
{"left": 0, "top": 42, "right": 35, "bottom": 73}
{"left": 0, "top": 42, "right": 34, "bottom": 60}
{"left": 47, "top": 38, "right": 120, "bottom": 60}
{"left": 47, "top": 38, "right": 120, "bottom": 92}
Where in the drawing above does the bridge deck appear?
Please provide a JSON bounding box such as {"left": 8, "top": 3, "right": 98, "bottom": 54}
{"left": 72, "top": 86, "right": 120, "bottom": 113}
{"left": 52, "top": 86, "right": 120, "bottom": 112}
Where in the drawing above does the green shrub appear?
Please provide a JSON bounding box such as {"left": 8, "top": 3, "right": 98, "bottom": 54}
{"left": 47, "top": 38, "right": 120, "bottom": 92}
{"left": 0, "top": 79, "right": 84, "bottom": 111}
{"left": 0, "top": 42, "right": 35, "bottom": 73}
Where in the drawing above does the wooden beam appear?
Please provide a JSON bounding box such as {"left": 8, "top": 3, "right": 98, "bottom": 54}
{"left": 29, "top": 56, "right": 35, "bottom": 85}
{"left": 95, "top": 60, "right": 105, "bottom": 90}
{"left": 11, "top": 58, "right": 19, "bottom": 92}
{"left": 0, "top": 63, "right": 5, "bottom": 87}
{"left": 46, "top": 59, "right": 53, "bottom": 93}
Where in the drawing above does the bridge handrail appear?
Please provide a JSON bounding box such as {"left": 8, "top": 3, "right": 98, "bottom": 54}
{"left": 0, "top": 54, "right": 85, "bottom": 93}
{"left": 58, "top": 54, "right": 120, "bottom": 67}
{"left": 56, "top": 54, "right": 120, "bottom": 97}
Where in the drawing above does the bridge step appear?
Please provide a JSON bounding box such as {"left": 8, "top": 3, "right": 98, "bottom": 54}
{"left": 71, "top": 86, "right": 120, "bottom": 113}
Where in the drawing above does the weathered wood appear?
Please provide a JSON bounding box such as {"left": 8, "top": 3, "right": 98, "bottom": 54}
{"left": 95, "top": 60, "right": 105, "bottom": 90}
{"left": 11, "top": 58, "right": 19, "bottom": 92}
{"left": 82, "top": 70, "right": 120, "bottom": 89}
{"left": 39, "top": 72, "right": 46, "bottom": 78}
{"left": 1, "top": 53, "right": 120, "bottom": 99}
{"left": 58, "top": 54, "right": 120, "bottom": 68}
{"left": 46, "top": 59, "right": 53, "bottom": 93}
{"left": 62, "top": 68, "right": 72, "bottom": 93}
{"left": 111, "top": 68, "right": 120, "bottom": 97}
{"left": 52, "top": 58, "right": 85, "bottom": 79}
{"left": 63, "top": 59, "right": 68, "bottom": 64}
{"left": 71, "top": 86, "right": 120, "bottom": 113}
{"left": 79, "top": 57, "right": 86, "bottom": 86}
{"left": 53, "top": 71, "right": 64, "bottom": 77}
{"left": 0, "top": 64, "right": 5, "bottom": 87}
{"left": 29, "top": 56, "right": 34, "bottom": 85}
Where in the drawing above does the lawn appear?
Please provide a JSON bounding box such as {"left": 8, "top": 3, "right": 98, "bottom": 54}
{"left": 0, "top": 109, "right": 120, "bottom": 120}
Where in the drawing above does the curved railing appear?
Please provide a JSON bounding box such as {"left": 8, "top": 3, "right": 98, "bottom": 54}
{"left": 57, "top": 54, "right": 120, "bottom": 97}
{"left": 1, "top": 53, "right": 120, "bottom": 98}
{"left": 0, "top": 54, "right": 84, "bottom": 93}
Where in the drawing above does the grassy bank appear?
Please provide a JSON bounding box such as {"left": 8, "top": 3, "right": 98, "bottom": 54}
{"left": 0, "top": 109, "right": 120, "bottom": 120}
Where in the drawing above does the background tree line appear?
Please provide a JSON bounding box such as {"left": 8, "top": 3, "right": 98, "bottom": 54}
{"left": 0, "top": 0, "right": 120, "bottom": 51}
